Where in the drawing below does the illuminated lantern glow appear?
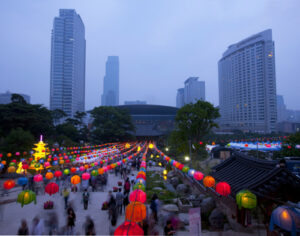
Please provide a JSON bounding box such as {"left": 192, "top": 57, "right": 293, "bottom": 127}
{"left": 148, "top": 143, "right": 154, "bottom": 149}
{"left": 33, "top": 174, "right": 43, "bottom": 182}
{"left": 182, "top": 166, "right": 189, "bottom": 173}
{"left": 133, "top": 183, "right": 146, "bottom": 192}
{"left": 3, "top": 179, "right": 15, "bottom": 190}
{"left": 91, "top": 170, "right": 98, "bottom": 176}
{"left": 17, "top": 177, "right": 28, "bottom": 186}
{"left": 79, "top": 166, "right": 85, "bottom": 172}
{"left": 45, "top": 172, "right": 54, "bottom": 180}
{"left": 125, "top": 201, "right": 146, "bottom": 222}
{"left": 194, "top": 171, "right": 204, "bottom": 181}
{"left": 71, "top": 175, "right": 81, "bottom": 185}
{"left": 216, "top": 182, "right": 231, "bottom": 196}
{"left": 45, "top": 182, "right": 59, "bottom": 196}
{"left": 178, "top": 164, "right": 184, "bottom": 170}
{"left": 129, "top": 189, "right": 147, "bottom": 203}
{"left": 135, "top": 178, "right": 146, "bottom": 185}
{"left": 7, "top": 153, "right": 12, "bottom": 157}
{"left": 7, "top": 166, "right": 16, "bottom": 173}
{"left": 82, "top": 172, "right": 91, "bottom": 180}
{"left": 98, "top": 168, "right": 104, "bottom": 175}
{"left": 54, "top": 170, "right": 62, "bottom": 178}
{"left": 17, "top": 190, "right": 36, "bottom": 207}
{"left": 71, "top": 167, "right": 77, "bottom": 173}
{"left": 114, "top": 221, "right": 144, "bottom": 236}
{"left": 136, "top": 174, "right": 146, "bottom": 180}
{"left": 236, "top": 190, "right": 257, "bottom": 209}
{"left": 203, "top": 176, "right": 215, "bottom": 188}
{"left": 63, "top": 169, "right": 70, "bottom": 175}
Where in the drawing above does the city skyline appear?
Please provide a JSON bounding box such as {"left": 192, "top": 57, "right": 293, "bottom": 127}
{"left": 0, "top": 1, "right": 300, "bottom": 110}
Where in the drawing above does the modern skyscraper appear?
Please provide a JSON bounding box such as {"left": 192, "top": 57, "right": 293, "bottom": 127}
{"left": 176, "top": 88, "right": 184, "bottom": 108}
{"left": 50, "top": 9, "right": 86, "bottom": 117}
{"left": 184, "top": 77, "right": 205, "bottom": 104}
{"left": 218, "top": 29, "right": 277, "bottom": 133}
{"left": 101, "top": 56, "right": 119, "bottom": 106}
{"left": 277, "top": 95, "right": 287, "bottom": 122}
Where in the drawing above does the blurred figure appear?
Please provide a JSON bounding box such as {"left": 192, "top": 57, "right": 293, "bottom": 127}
{"left": 123, "top": 178, "right": 131, "bottom": 195}
{"left": 31, "top": 216, "right": 44, "bottom": 235}
{"left": 82, "top": 189, "right": 90, "bottom": 210}
{"left": 62, "top": 188, "right": 70, "bottom": 209}
{"left": 164, "top": 220, "right": 175, "bottom": 235}
{"left": 83, "top": 216, "right": 95, "bottom": 235}
{"left": 116, "top": 188, "right": 123, "bottom": 214}
{"left": 67, "top": 207, "right": 76, "bottom": 235}
{"left": 123, "top": 191, "right": 129, "bottom": 213}
{"left": 150, "top": 194, "right": 159, "bottom": 223}
{"left": 109, "top": 217, "right": 117, "bottom": 236}
{"left": 18, "top": 219, "right": 29, "bottom": 235}
{"left": 48, "top": 211, "right": 58, "bottom": 235}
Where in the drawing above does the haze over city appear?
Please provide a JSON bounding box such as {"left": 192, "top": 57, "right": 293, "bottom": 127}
{"left": 1, "top": 0, "right": 300, "bottom": 110}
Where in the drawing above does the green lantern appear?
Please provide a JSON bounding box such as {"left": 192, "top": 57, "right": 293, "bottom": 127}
{"left": 91, "top": 170, "right": 98, "bottom": 177}
{"left": 182, "top": 166, "right": 190, "bottom": 173}
{"left": 64, "top": 169, "right": 70, "bottom": 175}
{"left": 9, "top": 162, "right": 16, "bottom": 167}
{"left": 236, "top": 189, "right": 257, "bottom": 209}
{"left": 17, "top": 190, "right": 37, "bottom": 207}
{"left": 133, "top": 183, "right": 146, "bottom": 192}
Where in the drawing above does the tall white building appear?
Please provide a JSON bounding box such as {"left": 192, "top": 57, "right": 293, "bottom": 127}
{"left": 176, "top": 88, "right": 184, "bottom": 108}
{"left": 218, "top": 29, "right": 277, "bottom": 133}
{"left": 50, "top": 9, "right": 86, "bottom": 117}
{"left": 101, "top": 56, "right": 119, "bottom": 106}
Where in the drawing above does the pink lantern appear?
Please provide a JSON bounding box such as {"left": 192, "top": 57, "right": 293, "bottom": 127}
{"left": 34, "top": 174, "right": 43, "bottom": 182}
{"left": 44, "top": 162, "right": 51, "bottom": 168}
{"left": 82, "top": 172, "right": 90, "bottom": 180}
{"left": 79, "top": 166, "right": 85, "bottom": 172}
{"left": 194, "top": 171, "right": 204, "bottom": 181}
{"left": 129, "top": 189, "right": 146, "bottom": 203}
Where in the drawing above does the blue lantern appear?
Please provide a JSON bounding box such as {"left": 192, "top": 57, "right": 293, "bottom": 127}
{"left": 17, "top": 177, "right": 28, "bottom": 186}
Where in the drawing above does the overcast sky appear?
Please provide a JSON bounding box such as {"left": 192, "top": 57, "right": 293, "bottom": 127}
{"left": 1, "top": 0, "right": 300, "bottom": 110}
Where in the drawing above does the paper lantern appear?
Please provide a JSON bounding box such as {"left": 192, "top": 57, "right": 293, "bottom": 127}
{"left": 7, "top": 153, "right": 12, "bottom": 157}
{"left": 188, "top": 169, "right": 195, "bottom": 177}
{"left": 91, "top": 170, "right": 98, "bottom": 176}
{"left": 203, "top": 176, "right": 215, "bottom": 188}
{"left": 34, "top": 174, "right": 43, "bottom": 182}
{"left": 79, "top": 166, "right": 85, "bottom": 172}
{"left": 135, "top": 178, "right": 146, "bottom": 185}
{"left": 59, "top": 160, "right": 64, "bottom": 165}
{"left": 194, "top": 171, "right": 204, "bottom": 181}
{"left": 137, "top": 171, "right": 146, "bottom": 176}
{"left": 136, "top": 174, "right": 146, "bottom": 180}
{"left": 269, "top": 206, "right": 300, "bottom": 236}
{"left": 64, "top": 169, "right": 70, "bottom": 175}
{"left": 182, "top": 166, "right": 189, "bottom": 173}
{"left": 54, "top": 170, "right": 62, "bottom": 178}
{"left": 82, "top": 172, "right": 90, "bottom": 180}
{"left": 3, "top": 179, "right": 15, "bottom": 190}
{"left": 133, "top": 183, "right": 146, "bottom": 192}
{"left": 17, "top": 177, "right": 28, "bottom": 186}
{"left": 44, "top": 162, "right": 51, "bottom": 168}
{"left": 45, "top": 172, "right": 54, "bottom": 180}
{"left": 17, "top": 190, "right": 36, "bottom": 207}
{"left": 45, "top": 182, "right": 59, "bottom": 196}
{"left": 84, "top": 164, "right": 89, "bottom": 169}
{"left": 98, "top": 168, "right": 104, "bottom": 175}
{"left": 236, "top": 190, "right": 257, "bottom": 209}
{"left": 216, "top": 182, "right": 231, "bottom": 196}
{"left": 129, "top": 189, "right": 146, "bottom": 203}
{"left": 114, "top": 221, "right": 144, "bottom": 236}
{"left": 125, "top": 201, "right": 146, "bottom": 222}
{"left": 70, "top": 167, "right": 77, "bottom": 173}
{"left": 71, "top": 175, "right": 81, "bottom": 185}
{"left": 7, "top": 166, "right": 16, "bottom": 173}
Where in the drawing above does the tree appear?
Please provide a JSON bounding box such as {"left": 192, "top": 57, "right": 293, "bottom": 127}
{"left": 55, "top": 123, "right": 80, "bottom": 144}
{"left": 89, "top": 106, "right": 135, "bottom": 143}
{"left": 281, "top": 132, "right": 300, "bottom": 157}
{"left": 51, "top": 109, "right": 67, "bottom": 125}
{"left": 11, "top": 93, "right": 27, "bottom": 104}
{"left": 170, "top": 100, "right": 220, "bottom": 159}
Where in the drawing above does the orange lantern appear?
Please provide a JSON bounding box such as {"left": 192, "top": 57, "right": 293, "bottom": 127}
{"left": 98, "top": 168, "right": 104, "bottom": 175}
{"left": 203, "top": 176, "right": 215, "bottom": 188}
{"left": 7, "top": 166, "right": 16, "bottom": 173}
{"left": 7, "top": 153, "right": 12, "bottom": 157}
{"left": 3, "top": 179, "right": 15, "bottom": 190}
{"left": 125, "top": 201, "right": 146, "bottom": 222}
{"left": 45, "top": 172, "right": 54, "bottom": 180}
{"left": 84, "top": 164, "right": 89, "bottom": 169}
{"left": 1, "top": 160, "right": 6, "bottom": 165}
{"left": 71, "top": 175, "right": 81, "bottom": 185}
{"left": 47, "top": 158, "right": 52, "bottom": 162}
{"left": 59, "top": 160, "right": 64, "bottom": 165}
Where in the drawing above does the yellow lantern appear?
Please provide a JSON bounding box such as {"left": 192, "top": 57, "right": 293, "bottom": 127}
{"left": 7, "top": 166, "right": 16, "bottom": 173}
{"left": 149, "top": 143, "right": 154, "bottom": 149}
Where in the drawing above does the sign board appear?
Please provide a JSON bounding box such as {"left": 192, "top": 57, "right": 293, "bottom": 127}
{"left": 189, "top": 207, "right": 201, "bottom": 236}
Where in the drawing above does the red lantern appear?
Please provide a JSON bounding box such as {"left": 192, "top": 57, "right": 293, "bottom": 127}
{"left": 71, "top": 167, "right": 77, "bottom": 173}
{"left": 54, "top": 170, "right": 62, "bottom": 178}
{"left": 194, "top": 171, "right": 204, "bottom": 181}
{"left": 216, "top": 182, "right": 231, "bottom": 196}
{"left": 45, "top": 182, "right": 59, "bottom": 196}
{"left": 34, "top": 174, "right": 43, "bottom": 182}
{"left": 114, "top": 221, "right": 144, "bottom": 236}
{"left": 136, "top": 174, "right": 146, "bottom": 180}
{"left": 3, "top": 179, "right": 15, "bottom": 190}
{"left": 129, "top": 189, "right": 146, "bottom": 203}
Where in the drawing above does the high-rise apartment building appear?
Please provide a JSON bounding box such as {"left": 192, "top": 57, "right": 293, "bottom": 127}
{"left": 101, "top": 56, "right": 119, "bottom": 106}
{"left": 176, "top": 88, "right": 184, "bottom": 108}
{"left": 50, "top": 9, "right": 86, "bottom": 117}
{"left": 184, "top": 77, "right": 205, "bottom": 104}
{"left": 218, "top": 29, "right": 277, "bottom": 133}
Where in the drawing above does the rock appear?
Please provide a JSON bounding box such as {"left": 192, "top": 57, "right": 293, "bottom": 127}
{"left": 189, "top": 194, "right": 206, "bottom": 207}
{"left": 209, "top": 208, "right": 225, "bottom": 229}
{"left": 170, "top": 177, "right": 179, "bottom": 188}
{"left": 165, "top": 183, "right": 176, "bottom": 193}
{"left": 167, "top": 170, "right": 176, "bottom": 178}
{"left": 178, "top": 213, "right": 189, "bottom": 225}
{"left": 176, "top": 184, "right": 189, "bottom": 195}
{"left": 163, "top": 204, "right": 179, "bottom": 213}
{"left": 200, "top": 197, "right": 215, "bottom": 213}
{"left": 153, "top": 187, "right": 163, "bottom": 191}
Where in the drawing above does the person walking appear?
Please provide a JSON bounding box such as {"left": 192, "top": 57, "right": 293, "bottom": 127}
{"left": 84, "top": 216, "right": 95, "bottom": 235}
{"left": 115, "top": 188, "right": 123, "bottom": 214}
{"left": 18, "top": 219, "right": 29, "bottom": 235}
{"left": 150, "top": 194, "right": 159, "bottom": 223}
{"left": 67, "top": 207, "right": 76, "bottom": 235}
{"left": 123, "top": 191, "right": 129, "bottom": 213}
{"left": 124, "top": 178, "right": 131, "bottom": 195}
{"left": 82, "top": 189, "right": 90, "bottom": 210}
{"left": 62, "top": 188, "right": 70, "bottom": 209}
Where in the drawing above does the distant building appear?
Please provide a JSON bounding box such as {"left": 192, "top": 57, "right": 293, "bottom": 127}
{"left": 124, "top": 100, "right": 147, "bottom": 105}
{"left": 50, "top": 9, "right": 86, "bottom": 117}
{"left": 176, "top": 88, "right": 184, "bottom": 108}
{"left": 277, "top": 95, "right": 287, "bottom": 122}
{"left": 218, "top": 29, "right": 277, "bottom": 133}
{"left": 101, "top": 56, "right": 119, "bottom": 106}
{"left": 277, "top": 121, "right": 300, "bottom": 133}
{"left": 0, "top": 91, "right": 30, "bottom": 104}
{"left": 176, "top": 77, "right": 205, "bottom": 108}
{"left": 184, "top": 77, "right": 205, "bottom": 104}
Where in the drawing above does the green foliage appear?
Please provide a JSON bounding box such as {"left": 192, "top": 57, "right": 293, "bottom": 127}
{"left": 11, "top": 93, "right": 27, "bottom": 104}
{"left": 281, "top": 132, "right": 300, "bottom": 157}
{"left": 89, "top": 106, "right": 135, "bottom": 143}
{"left": 0, "top": 128, "right": 34, "bottom": 158}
